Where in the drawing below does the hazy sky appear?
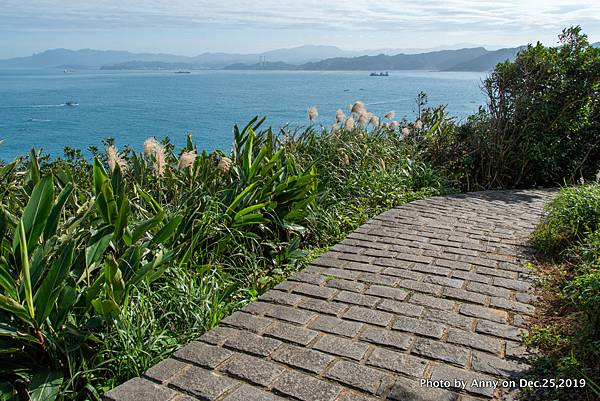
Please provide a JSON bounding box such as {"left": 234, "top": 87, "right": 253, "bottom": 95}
{"left": 1, "top": 0, "right": 599, "bottom": 58}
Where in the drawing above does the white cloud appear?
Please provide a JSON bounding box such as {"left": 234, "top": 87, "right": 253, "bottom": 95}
{"left": 2, "top": 0, "right": 599, "bottom": 32}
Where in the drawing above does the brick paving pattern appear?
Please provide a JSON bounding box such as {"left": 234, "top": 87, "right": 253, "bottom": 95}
{"left": 105, "top": 190, "right": 554, "bottom": 401}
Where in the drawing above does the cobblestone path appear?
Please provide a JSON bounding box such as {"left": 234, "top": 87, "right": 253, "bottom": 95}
{"left": 105, "top": 190, "right": 555, "bottom": 401}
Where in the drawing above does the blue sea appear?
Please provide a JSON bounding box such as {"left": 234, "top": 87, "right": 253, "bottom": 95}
{"left": 0, "top": 69, "right": 487, "bottom": 161}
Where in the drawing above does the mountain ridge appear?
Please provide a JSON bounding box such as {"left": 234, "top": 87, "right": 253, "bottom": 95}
{"left": 0, "top": 44, "right": 520, "bottom": 71}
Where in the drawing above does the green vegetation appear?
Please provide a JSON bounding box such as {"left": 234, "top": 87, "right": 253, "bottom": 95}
{"left": 0, "top": 116, "right": 446, "bottom": 399}
{"left": 423, "top": 27, "right": 600, "bottom": 189}
{"left": 0, "top": 26, "right": 599, "bottom": 400}
{"left": 526, "top": 184, "right": 600, "bottom": 400}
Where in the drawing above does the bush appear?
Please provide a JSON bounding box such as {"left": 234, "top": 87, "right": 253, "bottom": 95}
{"left": 423, "top": 27, "right": 600, "bottom": 189}
{"left": 533, "top": 183, "right": 600, "bottom": 255}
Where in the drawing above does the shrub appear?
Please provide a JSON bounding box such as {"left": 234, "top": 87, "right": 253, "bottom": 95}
{"left": 423, "top": 27, "right": 600, "bottom": 189}
{"left": 533, "top": 183, "right": 600, "bottom": 255}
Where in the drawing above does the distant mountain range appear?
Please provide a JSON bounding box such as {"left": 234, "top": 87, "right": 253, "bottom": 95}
{"left": 0, "top": 44, "right": 540, "bottom": 72}
{"left": 0, "top": 45, "right": 411, "bottom": 70}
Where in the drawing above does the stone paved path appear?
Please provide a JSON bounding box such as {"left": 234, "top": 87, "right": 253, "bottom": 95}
{"left": 105, "top": 190, "right": 555, "bottom": 401}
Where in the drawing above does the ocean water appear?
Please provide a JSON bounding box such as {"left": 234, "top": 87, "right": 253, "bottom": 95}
{"left": 0, "top": 69, "right": 487, "bottom": 161}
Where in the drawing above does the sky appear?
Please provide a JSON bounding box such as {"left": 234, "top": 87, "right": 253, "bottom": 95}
{"left": 1, "top": 0, "right": 599, "bottom": 58}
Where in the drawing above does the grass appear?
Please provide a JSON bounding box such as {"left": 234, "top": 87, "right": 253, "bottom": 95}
{"left": 523, "top": 183, "right": 600, "bottom": 401}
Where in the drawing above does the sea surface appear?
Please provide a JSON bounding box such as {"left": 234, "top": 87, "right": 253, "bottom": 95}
{"left": 0, "top": 69, "right": 488, "bottom": 161}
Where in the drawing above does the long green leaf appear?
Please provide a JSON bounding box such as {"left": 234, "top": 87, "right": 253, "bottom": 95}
{"left": 34, "top": 241, "right": 75, "bottom": 326}
{"left": 225, "top": 182, "right": 258, "bottom": 215}
{"left": 28, "top": 148, "right": 40, "bottom": 188}
{"left": 43, "top": 182, "right": 73, "bottom": 241}
{"left": 101, "top": 180, "right": 118, "bottom": 224}
{"left": 149, "top": 215, "right": 183, "bottom": 246}
{"left": 18, "top": 222, "right": 35, "bottom": 322}
{"left": 85, "top": 225, "right": 114, "bottom": 268}
{"left": 93, "top": 159, "right": 110, "bottom": 222}
{"left": 131, "top": 211, "right": 165, "bottom": 243}
{"left": 0, "top": 294, "right": 30, "bottom": 323}
{"left": 14, "top": 176, "right": 54, "bottom": 252}
{"left": 113, "top": 194, "right": 130, "bottom": 243}
{"left": 128, "top": 250, "right": 171, "bottom": 287}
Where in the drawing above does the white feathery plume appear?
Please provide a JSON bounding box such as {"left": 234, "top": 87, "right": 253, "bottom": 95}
{"left": 369, "top": 115, "right": 380, "bottom": 128}
{"left": 218, "top": 156, "right": 232, "bottom": 173}
{"left": 358, "top": 113, "right": 369, "bottom": 127}
{"left": 344, "top": 116, "right": 355, "bottom": 130}
{"left": 384, "top": 111, "right": 395, "bottom": 120}
{"left": 143, "top": 137, "right": 161, "bottom": 156}
{"left": 308, "top": 106, "right": 318, "bottom": 122}
{"left": 178, "top": 151, "right": 197, "bottom": 169}
{"left": 153, "top": 144, "right": 166, "bottom": 177}
{"left": 106, "top": 145, "right": 127, "bottom": 173}
{"left": 351, "top": 101, "right": 365, "bottom": 114}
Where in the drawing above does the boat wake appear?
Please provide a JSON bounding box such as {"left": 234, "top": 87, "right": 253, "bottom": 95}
{"left": 25, "top": 118, "right": 52, "bottom": 122}
{"left": 0, "top": 103, "right": 67, "bottom": 109}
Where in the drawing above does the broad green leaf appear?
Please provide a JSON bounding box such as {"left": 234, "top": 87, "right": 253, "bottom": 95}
{"left": 101, "top": 180, "right": 118, "bottom": 224}
{"left": 0, "top": 294, "right": 30, "bottom": 323}
{"left": 248, "top": 145, "right": 268, "bottom": 180}
{"left": 113, "top": 194, "right": 130, "bottom": 243}
{"left": 85, "top": 225, "right": 114, "bottom": 268}
{"left": 28, "top": 370, "right": 63, "bottom": 401}
{"left": 149, "top": 215, "right": 183, "bottom": 246}
{"left": 136, "top": 186, "right": 163, "bottom": 214}
{"left": 234, "top": 203, "right": 265, "bottom": 219}
{"left": 27, "top": 148, "right": 41, "bottom": 188}
{"left": 93, "top": 159, "right": 111, "bottom": 222}
{"left": 103, "top": 255, "right": 125, "bottom": 303}
{"left": 53, "top": 286, "right": 76, "bottom": 327}
{"left": 131, "top": 211, "right": 165, "bottom": 243}
{"left": 93, "top": 158, "right": 108, "bottom": 195}
{"left": 14, "top": 176, "right": 54, "bottom": 253}
{"left": 28, "top": 246, "right": 46, "bottom": 290}
{"left": 34, "top": 241, "right": 75, "bottom": 326}
{"left": 225, "top": 182, "right": 258, "bottom": 214}
{"left": 43, "top": 182, "right": 73, "bottom": 241}
{"left": 91, "top": 299, "right": 120, "bottom": 320}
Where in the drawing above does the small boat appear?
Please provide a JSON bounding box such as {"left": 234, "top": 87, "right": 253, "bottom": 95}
{"left": 369, "top": 72, "right": 389, "bottom": 77}
{"left": 174, "top": 70, "right": 191, "bottom": 74}
{"left": 65, "top": 101, "right": 79, "bottom": 107}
